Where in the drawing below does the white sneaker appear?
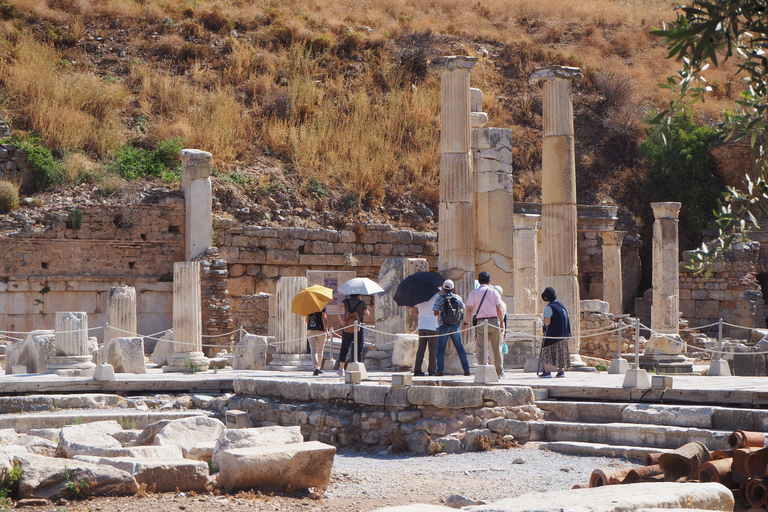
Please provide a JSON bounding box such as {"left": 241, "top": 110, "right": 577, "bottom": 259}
{"left": 337, "top": 368, "right": 345, "bottom": 376}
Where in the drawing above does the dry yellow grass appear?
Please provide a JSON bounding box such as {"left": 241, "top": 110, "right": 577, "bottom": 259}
{"left": 0, "top": 0, "right": 743, "bottom": 204}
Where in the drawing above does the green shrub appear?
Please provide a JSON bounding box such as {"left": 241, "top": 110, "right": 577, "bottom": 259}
{"left": 0, "top": 181, "right": 18, "bottom": 213}
{"left": 641, "top": 111, "right": 724, "bottom": 241}
{"left": 108, "top": 137, "right": 185, "bottom": 182}
{"left": 9, "top": 135, "right": 61, "bottom": 192}
{"left": 66, "top": 208, "right": 83, "bottom": 230}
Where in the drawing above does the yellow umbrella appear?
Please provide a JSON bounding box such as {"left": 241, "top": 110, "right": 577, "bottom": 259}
{"left": 291, "top": 285, "right": 335, "bottom": 316}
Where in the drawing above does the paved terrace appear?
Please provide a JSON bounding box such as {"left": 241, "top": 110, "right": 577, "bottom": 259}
{"left": 0, "top": 368, "right": 766, "bottom": 406}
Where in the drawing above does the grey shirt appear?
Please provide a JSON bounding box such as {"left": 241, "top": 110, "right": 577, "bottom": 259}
{"left": 432, "top": 292, "right": 465, "bottom": 327}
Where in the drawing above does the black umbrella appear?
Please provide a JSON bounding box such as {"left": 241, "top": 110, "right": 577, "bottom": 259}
{"left": 393, "top": 271, "right": 445, "bottom": 307}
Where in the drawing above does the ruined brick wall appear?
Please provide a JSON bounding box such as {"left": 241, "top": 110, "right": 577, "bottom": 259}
{"left": 680, "top": 243, "right": 767, "bottom": 337}
{"left": 230, "top": 293, "right": 270, "bottom": 336}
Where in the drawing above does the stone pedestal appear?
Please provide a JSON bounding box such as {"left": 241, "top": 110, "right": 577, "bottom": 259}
{"left": 708, "top": 359, "right": 731, "bottom": 376}
{"left": 608, "top": 358, "right": 628, "bottom": 374}
{"left": 602, "top": 231, "right": 624, "bottom": 316}
{"left": 164, "top": 262, "right": 209, "bottom": 372}
{"left": 530, "top": 65, "right": 585, "bottom": 369}
{"left": 182, "top": 149, "right": 213, "bottom": 261}
{"left": 46, "top": 312, "right": 95, "bottom": 375}
{"left": 105, "top": 286, "right": 137, "bottom": 365}
{"left": 374, "top": 258, "right": 428, "bottom": 348}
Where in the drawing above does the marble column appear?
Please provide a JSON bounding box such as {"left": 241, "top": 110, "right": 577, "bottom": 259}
{"left": 275, "top": 276, "right": 308, "bottom": 354}
{"left": 529, "top": 65, "right": 585, "bottom": 367}
{"left": 472, "top": 88, "right": 515, "bottom": 308}
{"left": 182, "top": 149, "right": 213, "bottom": 261}
{"left": 105, "top": 286, "right": 137, "bottom": 365}
{"left": 601, "top": 231, "right": 625, "bottom": 316}
{"left": 46, "top": 312, "right": 95, "bottom": 374}
{"left": 165, "top": 262, "right": 209, "bottom": 372}
{"left": 513, "top": 214, "right": 540, "bottom": 315}
{"left": 429, "top": 55, "right": 478, "bottom": 302}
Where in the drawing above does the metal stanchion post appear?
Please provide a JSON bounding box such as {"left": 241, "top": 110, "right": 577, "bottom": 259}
{"left": 622, "top": 317, "right": 650, "bottom": 388}
{"left": 709, "top": 317, "right": 730, "bottom": 376}
{"left": 634, "top": 317, "right": 640, "bottom": 369}
{"left": 346, "top": 320, "right": 367, "bottom": 380}
{"left": 474, "top": 319, "right": 498, "bottom": 383}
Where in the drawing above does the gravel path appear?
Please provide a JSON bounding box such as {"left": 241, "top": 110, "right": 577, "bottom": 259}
{"left": 36, "top": 444, "right": 638, "bottom": 512}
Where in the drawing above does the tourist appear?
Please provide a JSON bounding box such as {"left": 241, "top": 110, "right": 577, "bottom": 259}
{"left": 432, "top": 279, "right": 470, "bottom": 376}
{"left": 494, "top": 285, "right": 507, "bottom": 361}
{"left": 413, "top": 293, "right": 439, "bottom": 376}
{"left": 540, "top": 286, "right": 571, "bottom": 378}
{"left": 337, "top": 294, "right": 369, "bottom": 376}
{"left": 464, "top": 271, "right": 505, "bottom": 378}
{"left": 306, "top": 307, "right": 329, "bottom": 376}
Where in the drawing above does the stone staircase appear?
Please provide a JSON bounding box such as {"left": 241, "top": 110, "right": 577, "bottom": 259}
{"left": 535, "top": 400, "right": 768, "bottom": 461}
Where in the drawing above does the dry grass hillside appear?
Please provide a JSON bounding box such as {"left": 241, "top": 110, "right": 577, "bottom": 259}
{"left": 0, "top": 0, "right": 742, "bottom": 238}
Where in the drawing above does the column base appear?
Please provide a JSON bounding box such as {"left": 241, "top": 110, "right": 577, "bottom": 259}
{"left": 474, "top": 365, "right": 499, "bottom": 384}
{"left": 45, "top": 355, "right": 96, "bottom": 374}
{"left": 638, "top": 354, "right": 693, "bottom": 374}
{"left": 163, "top": 352, "right": 210, "bottom": 373}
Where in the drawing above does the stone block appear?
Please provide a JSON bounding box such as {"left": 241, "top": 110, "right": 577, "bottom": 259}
{"left": 733, "top": 353, "right": 767, "bottom": 376}
{"left": 107, "top": 337, "right": 146, "bottom": 374}
{"left": 462, "top": 428, "right": 492, "bottom": 451}
{"left": 309, "top": 383, "right": 354, "bottom": 401}
{"left": 405, "top": 430, "right": 431, "bottom": 454}
{"left": 391, "top": 334, "right": 419, "bottom": 368}
{"left": 482, "top": 386, "right": 534, "bottom": 406}
{"left": 55, "top": 422, "right": 123, "bottom": 458}
{"left": 580, "top": 299, "right": 609, "bottom": 314}
{"left": 98, "top": 457, "right": 209, "bottom": 493}
{"left": 233, "top": 334, "right": 267, "bottom": 371}
{"left": 279, "top": 381, "right": 311, "bottom": 401}
{"left": 6, "top": 331, "right": 56, "bottom": 374}
{"left": 228, "top": 276, "right": 256, "bottom": 296}
{"left": 434, "top": 437, "right": 461, "bottom": 454}
{"left": 239, "top": 249, "right": 266, "bottom": 264}
{"left": 622, "top": 404, "right": 713, "bottom": 428}
{"left": 152, "top": 416, "right": 226, "bottom": 458}
{"left": 150, "top": 330, "right": 174, "bottom": 366}
{"left": 353, "top": 384, "right": 409, "bottom": 407}
{"left": 407, "top": 386, "right": 484, "bottom": 409}
{"left": 216, "top": 441, "right": 335, "bottom": 491}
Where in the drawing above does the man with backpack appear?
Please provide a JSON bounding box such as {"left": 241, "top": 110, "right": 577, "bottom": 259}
{"left": 432, "top": 279, "right": 471, "bottom": 376}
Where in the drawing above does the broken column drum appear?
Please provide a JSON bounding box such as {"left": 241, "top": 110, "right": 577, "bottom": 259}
{"left": 165, "top": 261, "right": 209, "bottom": 372}
{"left": 529, "top": 65, "right": 585, "bottom": 367}
{"left": 45, "top": 312, "right": 95, "bottom": 373}
{"left": 430, "top": 55, "right": 478, "bottom": 302}
{"left": 105, "top": 286, "right": 137, "bottom": 364}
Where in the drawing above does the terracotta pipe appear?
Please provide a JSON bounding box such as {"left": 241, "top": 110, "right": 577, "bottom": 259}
{"left": 699, "top": 458, "right": 737, "bottom": 489}
{"left": 658, "top": 441, "right": 712, "bottom": 481}
{"left": 729, "top": 430, "right": 766, "bottom": 449}
{"left": 712, "top": 449, "right": 734, "bottom": 460}
{"left": 645, "top": 453, "right": 663, "bottom": 466}
{"left": 744, "top": 478, "right": 768, "bottom": 507}
{"left": 589, "top": 467, "right": 634, "bottom": 487}
{"left": 622, "top": 465, "right": 663, "bottom": 484}
{"left": 747, "top": 447, "right": 768, "bottom": 478}
{"left": 733, "top": 447, "right": 763, "bottom": 484}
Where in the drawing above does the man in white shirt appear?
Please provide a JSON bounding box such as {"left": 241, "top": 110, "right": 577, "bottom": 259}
{"left": 464, "top": 271, "right": 505, "bottom": 377}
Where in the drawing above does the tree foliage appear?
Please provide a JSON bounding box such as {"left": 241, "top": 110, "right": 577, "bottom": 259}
{"left": 641, "top": 111, "right": 723, "bottom": 243}
{"left": 652, "top": 0, "right": 768, "bottom": 273}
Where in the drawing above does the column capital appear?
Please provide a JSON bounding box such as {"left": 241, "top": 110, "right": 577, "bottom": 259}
{"left": 529, "top": 65, "right": 583, "bottom": 86}
{"left": 651, "top": 202, "right": 682, "bottom": 219}
{"left": 513, "top": 213, "right": 540, "bottom": 230}
{"left": 181, "top": 149, "right": 212, "bottom": 180}
{"left": 429, "top": 55, "right": 478, "bottom": 73}
{"left": 601, "top": 230, "right": 625, "bottom": 246}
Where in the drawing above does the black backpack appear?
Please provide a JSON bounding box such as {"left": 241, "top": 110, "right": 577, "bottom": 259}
{"left": 441, "top": 294, "right": 463, "bottom": 326}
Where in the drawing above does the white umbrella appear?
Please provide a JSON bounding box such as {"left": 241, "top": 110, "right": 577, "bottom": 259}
{"left": 338, "top": 277, "right": 385, "bottom": 296}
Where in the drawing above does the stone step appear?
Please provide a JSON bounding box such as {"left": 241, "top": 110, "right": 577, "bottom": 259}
{"left": 537, "top": 400, "right": 768, "bottom": 431}
{"left": 536, "top": 441, "right": 671, "bottom": 462}
{"left": 543, "top": 420, "right": 732, "bottom": 451}
{"left": 0, "top": 410, "right": 209, "bottom": 433}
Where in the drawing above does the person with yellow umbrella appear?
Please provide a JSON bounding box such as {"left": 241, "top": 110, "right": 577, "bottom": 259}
{"left": 291, "top": 285, "right": 334, "bottom": 376}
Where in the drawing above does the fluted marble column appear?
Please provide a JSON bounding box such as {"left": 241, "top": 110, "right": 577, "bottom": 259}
{"left": 651, "top": 202, "right": 681, "bottom": 336}
{"left": 530, "top": 65, "right": 584, "bottom": 367}
{"left": 602, "top": 231, "right": 625, "bottom": 316}
{"left": 513, "top": 214, "right": 540, "bottom": 315}
{"left": 46, "top": 312, "right": 95, "bottom": 374}
{"left": 275, "top": 276, "right": 308, "bottom": 354}
{"left": 182, "top": 149, "right": 213, "bottom": 261}
{"left": 105, "top": 286, "right": 137, "bottom": 364}
{"left": 165, "top": 261, "right": 209, "bottom": 372}
{"left": 430, "top": 56, "right": 478, "bottom": 303}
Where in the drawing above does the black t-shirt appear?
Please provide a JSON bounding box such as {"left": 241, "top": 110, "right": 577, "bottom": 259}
{"left": 307, "top": 309, "right": 325, "bottom": 330}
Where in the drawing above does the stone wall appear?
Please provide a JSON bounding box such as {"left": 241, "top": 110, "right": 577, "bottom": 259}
{"left": 214, "top": 220, "right": 439, "bottom": 296}
{"left": 0, "top": 143, "right": 31, "bottom": 188}
{"left": 680, "top": 243, "right": 767, "bottom": 337}
{"left": 232, "top": 378, "right": 544, "bottom": 454}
